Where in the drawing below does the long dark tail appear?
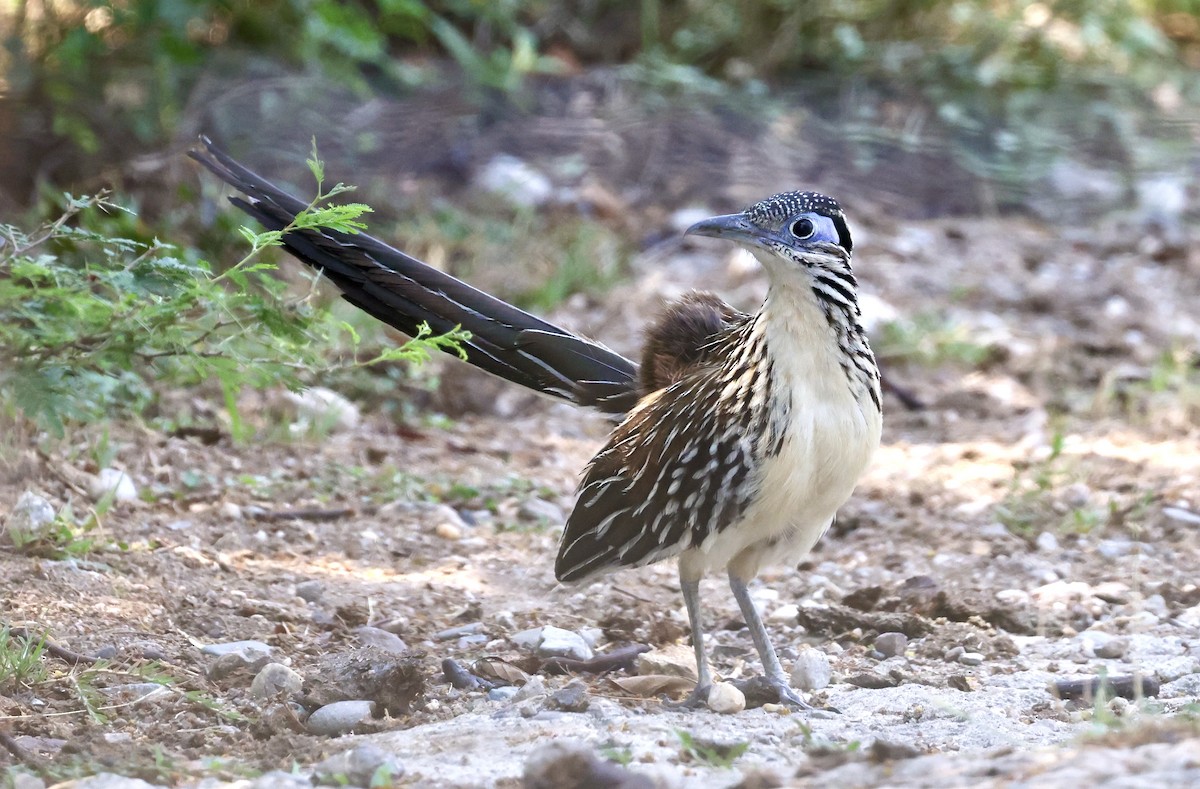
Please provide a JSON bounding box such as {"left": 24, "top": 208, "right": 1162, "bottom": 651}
{"left": 189, "top": 137, "right": 638, "bottom": 414}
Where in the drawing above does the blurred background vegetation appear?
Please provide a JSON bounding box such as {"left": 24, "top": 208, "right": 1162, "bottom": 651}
{"left": 1, "top": 0, "right": 1198, "bottom": 436}
{"left": 2, "top": 0, "right": 1198, "bottom": 205}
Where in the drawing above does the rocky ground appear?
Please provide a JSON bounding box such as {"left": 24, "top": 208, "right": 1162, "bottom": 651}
{"left": 3, "top": 112, "right": 1200, "bottom": 788}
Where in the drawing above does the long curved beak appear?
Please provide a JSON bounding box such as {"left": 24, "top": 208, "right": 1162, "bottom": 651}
{"left": 684, "top": 213, "right": 759, "bottom": 244}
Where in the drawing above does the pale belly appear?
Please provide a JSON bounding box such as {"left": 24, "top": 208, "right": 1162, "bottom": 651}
{"left": 683, "top": 391, "right": 881, "bottom": 580}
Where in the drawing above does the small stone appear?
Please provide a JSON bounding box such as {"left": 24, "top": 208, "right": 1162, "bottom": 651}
{"left": 306, "top": 699, "right": 375, "bottom": 736}
{"left": 944, "top": 646, "right": 965, "bottom": 662}
{"left": 294, "top": 580, "right": 324, "bottom": 603}
{"left": 875, "top": 632, "right": 908, "bottom": 658}
{"left": 578, "top": 627, "right": 604, "bottom": 648}
{"left": 959, "top": 652, "right": 985, "bottom": 666}
{"left": 435, "top": 622, "right": 484, "bottom": 641}
{"left": 768, "top": 604, "right": 800, "bottom": 624}
{"left": 523, "top": 740, "right": 653, "bottom": 789}
{"left": 219, "top": 501, "right": 243, "bottom": 520}
{"left": 790, "top": 646, "right": 832, "bottom": 691}
{"left": 707, "top": 682, "right": 746, "bottom": 714}
{"left": 1035, "top": 531, "right": 1059, "bottom": 553}
{"left": 355, "top": 626, "right": 408, "bottom": 654}
{"left": 547, "top": 680, "right": 590, "bottom": 712}
{"left": 250, "top": 663, "right": 303, "bottom": 698}
{"left": 314, "top": 743, "right": 404, "bottom": 786}
{"left": 1097, "top": 539, "right": 1134, "bottom": 560}
{"left": 283, "top": 386, "right": 360, "bottom": 433}
{"left": 1094, "top": 637, "right": 1130, "bottom": 660}
{"left": 475, "top": 155, "right": 553, "bottom": 208}
{"left": 6, "top": 491, "right": 55, "bottom": 539}
{"left": 536, "top": 626, "right": 593, "bottom": 662}
{"left": 89, "top": 468, "right": 138, "bottom": 503}
{"left": 434, "top": 520, "right": 463, "bottom": 541}
{"left": 637, "top": 644, "right": 698, "bottom": 680}
{"left": 513, "top": 676, "right": 547, "bottom": 702}
{"left": 200, "top": 640, "right": 272, "bottom": 661}
{"left": 1092, "top": 582, "right": 1131, "bottom": 604}
{"left": 518, "top": 498, "right": 565, "bottom": 525}
{"left": 1176, "top": 604, "right": 1200, "bottom": 629}
{"left": 494, "top": 610, "right": 518, "bottom": 631}
{"left": 511, "top": 627, "right": 544, "bottom": 650}
{"left": 488, "top": 686, "right": 520, "bottom": 702}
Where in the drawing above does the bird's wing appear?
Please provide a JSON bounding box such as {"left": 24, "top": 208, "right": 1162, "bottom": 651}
{"left": 189, "top": 137, "right": 638, "bottom": 413}
{"left": 555, "top": 315, "right": 768, "bottom": 582}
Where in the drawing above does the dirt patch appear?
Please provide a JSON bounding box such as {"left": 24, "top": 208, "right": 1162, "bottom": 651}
{"left": 3, "top": 121, "right": 1200, "bottom": 787}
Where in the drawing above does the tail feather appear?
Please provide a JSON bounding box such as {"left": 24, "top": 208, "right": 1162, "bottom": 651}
{"left": 190, "top": 137, "right": 639, "bottom": 414}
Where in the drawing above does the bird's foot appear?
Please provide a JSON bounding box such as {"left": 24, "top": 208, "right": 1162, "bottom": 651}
{"left": 663, "top": 683, "right": 711, "bottom": 710}
{"left": 733, "top": 675, "right": 841, "bottom": 717}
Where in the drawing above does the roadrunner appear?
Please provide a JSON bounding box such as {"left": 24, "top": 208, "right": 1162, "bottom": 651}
{"left": 191, "top": 138, "right": 882, "bottom": 708}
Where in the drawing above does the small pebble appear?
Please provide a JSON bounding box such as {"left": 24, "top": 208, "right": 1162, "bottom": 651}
{"left": 1094, "top": 637, "right": 1130, "bottom": 660}
{"left": 314, "top": 743, "right": 404, "bottom": 786}
{"left": 201, "top": 640, "right": 272, "bottom": 661}
{"left": 250, "top": 663, "right": 303, "bottom": 698}
{"left": 294, "top": 580, "right": 324, "bottom": 603}
{"left": 637, "top": 644, "right": 698, "bottom": 680}
{"left": 356, "top": 626, "right": 409, "bottom": 654}
{"left": 434, "top": 521, "right": 463, "bottom": 541}
{"left": 7, "top": 491, "right": 55, "bottom": 538}
{"left": 511, "top": 627, "right": 544, "bottom": 650}
{"left": 944, "top": 646, "right": 965, "bottom": 662}
{"left": 306, "top": 699, "right": 375, "bottom": 736}
{"left": 1035, "top": 531, "right": 1059, "bottom": 553}
{"left": 89, "top": 468, "right": 138, "bottom": 503}
{"left": 488, "top": 686, "right": 520, "bottom": 702}
{"left": 218, "top": 501, "right": 243, "bottom": 520}
{"left": 536, "top": 626, "right": 593, "bottom": 662}
{"left": 547, "top": 680, "right": 590, "bottom": 713}
{"left": 435, "top": 622, "right": 485, "bottom": 641}
{"left": 707, "top": 682, "right": 746, "bottom": 714}
{"left": 518, "top": 498, "right": 565, "bottom": 525}
{"left": 513, "top": 676, "right": 547, "bottom": 702}
{"left": 875, "top": 632, "right": 908, "bottom": 658}
{"left": 959, "top": 652, "right": 985, "bottom": 666}
{"left": 768, "top": 604, "right": 800, "bottom": 624}
{"left": 790, "top": 646, "right": 832, "bottom": 691}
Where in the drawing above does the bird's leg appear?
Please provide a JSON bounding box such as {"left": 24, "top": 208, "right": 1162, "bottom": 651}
{"left": 664, "top": 575, "right": 713, "bottom": 709}
{"left": 728, "top": 571, "right": 814, "bottom": 710}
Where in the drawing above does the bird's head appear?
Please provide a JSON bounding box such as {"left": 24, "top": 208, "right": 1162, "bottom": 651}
{"left": 685, "top": 191, "right": 854, "bottom": 283}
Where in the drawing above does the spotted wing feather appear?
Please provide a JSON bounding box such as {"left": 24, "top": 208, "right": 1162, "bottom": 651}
{"left": 555, "top": 311, "right": 771, "bottom": 582}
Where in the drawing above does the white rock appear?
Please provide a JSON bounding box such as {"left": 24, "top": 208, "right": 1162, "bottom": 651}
{"left": 768, "top": 604, "right": 800, "bottom": 624}
{"left": 518, "top": 498, "right": 565, "bottom": 525}
{"left": 201, "top": 640, "right": 273, "bottom": 662}
{"left": 1035, "top": 531, "right": 1059, "bottom": 553}
{"left": 1175, "top": 604, "right": 1200, "bottom": 629}
{"left": 283, "top": 386, "right": 360, "bottom": 433}
{"left": 250, "top": 663, "right": 303, "bottom": 698}
{"left": 307, "top": 700, "right": 375, "bottom": 736}
{"left": 475, "top": 155, "right": 553, "bottom": 208}
{"left": 637, "top": 644, "right": 698, "bottom": 680}
{"left": 89, "top": 468, "right": 138, "bottom": 503}
{"left": 536, "top": 627, "right": 593, "bottom": 662}
{"left": 6, "top": 491, "right": 55, "bottom": 539}
{"left": 315, "top": 743, "right": 404, "bottom": 786}
{"left": 707, "top": 682, "right": 746, "bottom": 714}
{"left": 790, "top": 646, "right": 832, "bottom": 691}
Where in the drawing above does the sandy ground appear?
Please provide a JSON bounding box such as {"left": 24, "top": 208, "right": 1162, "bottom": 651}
{"left": 2, "top": 156, "right": 1200, "bottom": 788}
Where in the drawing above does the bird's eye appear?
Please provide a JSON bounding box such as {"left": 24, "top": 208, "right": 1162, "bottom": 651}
{"left": 790, "top": 218, "right": 816, "bottom": 239}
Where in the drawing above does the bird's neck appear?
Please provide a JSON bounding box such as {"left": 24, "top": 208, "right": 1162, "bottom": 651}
{"left": 759, "top": 272, "right": 882, "bottom": 414}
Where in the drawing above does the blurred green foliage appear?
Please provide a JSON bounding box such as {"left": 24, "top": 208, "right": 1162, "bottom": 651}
{"left": 0, "top": 153, "right": 465, "bottom": 437}
{"left": 3, "top": 0, "right": 1196, "bottom": 188}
